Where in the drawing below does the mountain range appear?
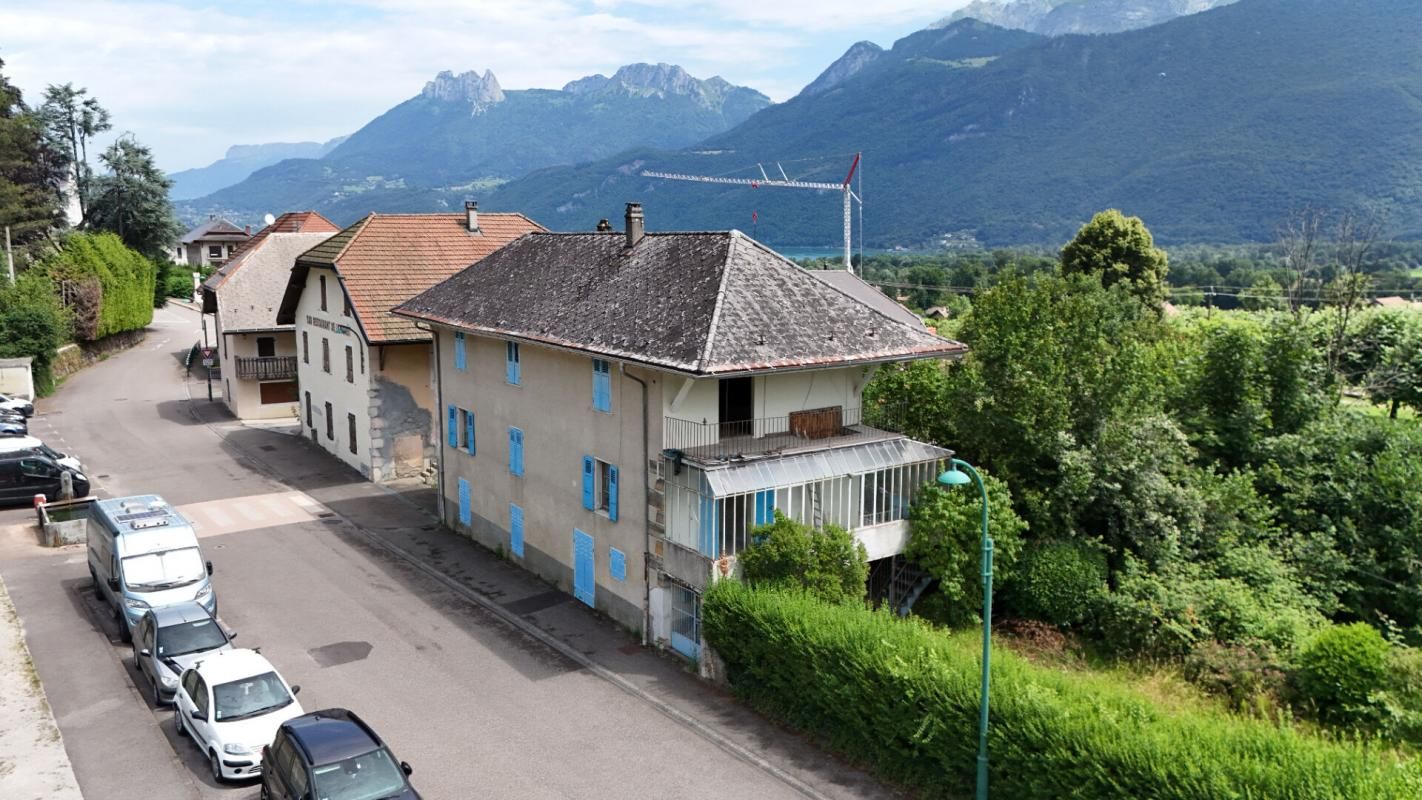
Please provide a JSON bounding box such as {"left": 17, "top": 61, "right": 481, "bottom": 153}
{"left": 487, "top": 0, "right": 1422, "bottom": 247}
{"left": 169, "top": 137, "right": 346, "bottom": 200}
{"left": 941, "top": 0, "right": 1238, "bottom": 36}
{"left": 178, "top": 64, "right": 769, "bottom": 225}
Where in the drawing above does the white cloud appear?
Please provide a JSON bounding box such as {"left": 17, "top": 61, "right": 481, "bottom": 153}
{"left": 0, "top": 0, "right": 969, "bottom": 171}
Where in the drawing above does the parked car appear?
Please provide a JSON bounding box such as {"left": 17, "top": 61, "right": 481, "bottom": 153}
{"left": 0, "top": 435, "right": 81, "bottom": 471}
{"left": 0, "top": 419, "right": 27, "bottom": 436}
{"left": 132, "top": 602, "right": 234, "bottom": 706}
{"left": 0, "top": 392, "right": 34, "bottom": 417}
{"left": 0, "top": 455, "right": 89, "bottom": 505}
{"left": 175, "top": 648, "right": 304, "bottom": 782}
{"left": 261, "top": 708, "right": 420, "bottom": 800}
{"left": 88, "top": 495, "right": 216, "bottom": 643}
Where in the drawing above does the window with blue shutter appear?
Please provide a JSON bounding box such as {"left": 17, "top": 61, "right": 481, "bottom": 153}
{"left": 509, "top": 427, "right": 524, "bottom": 477}
{"left": 753, "top": 489, "right": 775, "bottom": 526}
{"left": 510, "top": 503, "right": 524, "bottom": 558}
{"left": 582, "top": 456, "right": 595, "bottom": 510}
{"left": 698, "top": 494, "right": 719, "bottom": 558}
{"left": 447, "top": 405, "right": 458, "bottom": 448}
{"left": 453, "top": 332, "right": 466, "bottom": 370}
{"left": 465, "top": 409, "right": 476, "bottom": 455}
{"left": 592, "top": 359, "right": 611, "bottom": 412}
{"left": 506, "top": 341, "right": 521, "bottom": 385}
{"left": 607, "top": 465, "right": 619, "bottom": 521}
{"left": 609, "top": 547, "right": 627, "bottom": 581}
{"left": 457, "top": 478, "right": 471, "bottom": 526}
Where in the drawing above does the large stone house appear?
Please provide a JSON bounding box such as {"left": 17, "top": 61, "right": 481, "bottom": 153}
{"left": 394, "top": 204, "right": 966, "bottom": 660}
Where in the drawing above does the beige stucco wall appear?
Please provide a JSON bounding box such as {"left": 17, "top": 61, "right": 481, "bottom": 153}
{"left": 218, "top": 328, "right": 298, "bottom": 421}
{"left": 292, "top": 266, "right": 373, "bottom": 477}
{"left": 437, "top": 330, "right": 664, "bottom": 633}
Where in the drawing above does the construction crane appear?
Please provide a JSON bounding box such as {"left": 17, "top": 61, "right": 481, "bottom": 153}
{"left": 642, "top": 152, "right": 862, "bottom": 272}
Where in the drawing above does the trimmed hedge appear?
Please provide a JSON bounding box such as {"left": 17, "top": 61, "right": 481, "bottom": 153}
{"left": 42, "top": 232, "right": 155, "bottom": 339}
{"left": 702, "top": 581, "right": 1422, "bottom": 800}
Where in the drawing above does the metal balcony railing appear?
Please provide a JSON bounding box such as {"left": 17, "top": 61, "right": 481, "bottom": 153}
{"left": 234, "top": 355, "right": 297, "bottom": 381}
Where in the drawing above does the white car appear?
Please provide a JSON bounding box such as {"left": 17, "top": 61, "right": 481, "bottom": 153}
{"left": 174, "top": 648, "right": 304, "bottom": 782}
{"left": 0, "top": 435, "right": 81, "bottom": 471}
{"left": 0, "top": 393, "right": 33, "bottom": 417}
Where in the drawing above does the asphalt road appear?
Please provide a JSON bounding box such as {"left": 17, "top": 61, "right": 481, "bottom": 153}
{"left": 0, "top": 305, "right": 849, "bottom": 800}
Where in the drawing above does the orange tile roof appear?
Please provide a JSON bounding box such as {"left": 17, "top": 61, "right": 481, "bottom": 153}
{"left": 223, "top": 211, "right": 341, "bottom": 268}
{"left": 298, "top": 212, "right": 544, "bottom": 343}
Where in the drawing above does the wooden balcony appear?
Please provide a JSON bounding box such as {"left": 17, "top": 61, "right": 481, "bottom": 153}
{"left": 234, "top": 355, "right": 297, "bottom": 381}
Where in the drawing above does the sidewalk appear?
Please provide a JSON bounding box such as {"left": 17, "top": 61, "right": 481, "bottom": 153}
{"left": 0, "top": 575, "right": 82, "bottom": 800}
{"left": 185, "top": 393, "right": 893, "bottom": 800}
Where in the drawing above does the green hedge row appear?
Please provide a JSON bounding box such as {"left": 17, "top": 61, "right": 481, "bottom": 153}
{"left": 43, "top": 232, "right": 155, "bottom": 339}
{"left": 702, "top": 581, "right": 1422, "bottom": 799}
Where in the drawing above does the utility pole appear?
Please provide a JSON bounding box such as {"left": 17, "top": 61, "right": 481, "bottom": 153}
{"left": 4, "top": 226, "right": 14, "bottom": 283}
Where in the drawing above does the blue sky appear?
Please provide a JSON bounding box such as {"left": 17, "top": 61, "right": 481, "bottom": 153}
{"left": 0, "top": 0, "right": 973, "bottom": 172}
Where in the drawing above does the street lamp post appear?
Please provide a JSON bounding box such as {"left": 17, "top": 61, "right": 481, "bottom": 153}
{"left": 938, "top": 457, "right": 992, "bottom": 800}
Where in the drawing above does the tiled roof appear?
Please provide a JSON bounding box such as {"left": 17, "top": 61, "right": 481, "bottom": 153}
{"left": 222, "top": 211, "right": 339, "bottom": 265}
{"left": 278, "top": 212, "right": 544, "bottom": 343}
{"left": 180, "top": 216, "right": 249, "bottom": 245}
{"left": 811, "top": 270, "right": 924, "bottom": 328}
{"left": 395, "top": 230, "right": 966, "bottom": 376}
{"left": 205, "top": 232, "right": 336, "bottom": 333}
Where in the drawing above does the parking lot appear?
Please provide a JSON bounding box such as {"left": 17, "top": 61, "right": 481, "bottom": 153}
{"left": 0, "top": 304, "right": 887, "bottom": 800}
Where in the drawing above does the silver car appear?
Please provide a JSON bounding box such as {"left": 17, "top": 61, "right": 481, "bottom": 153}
{"left": 132, "top": 602, "right": 234, "bottom": 706}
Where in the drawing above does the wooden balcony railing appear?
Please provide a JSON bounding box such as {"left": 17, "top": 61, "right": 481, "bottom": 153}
{"left": 234, "top": 355, "right": 297, "bottom": 381}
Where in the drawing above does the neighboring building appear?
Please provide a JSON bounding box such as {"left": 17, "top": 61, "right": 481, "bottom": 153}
{"left": 1372, "top": 296, "right": 1421, "bottom": 310}
{"left": 201, "top": 212, "right": 341, "bottom": 421}
{"left": 276, "top": 203, "right": 543, "bottom": 482}
{"left": 177, "top": 216, "right": 251, "bottom": 267}
{"left": 923, "top": 306, "right": 952, "bottom": 320}
{"left": 395, "top": 203, "right": 966, "bottom": 660}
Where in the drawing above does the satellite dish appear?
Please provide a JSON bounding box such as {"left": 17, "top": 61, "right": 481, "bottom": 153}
{"left": 263, "top": 213, "right": 276, "bottom": 226}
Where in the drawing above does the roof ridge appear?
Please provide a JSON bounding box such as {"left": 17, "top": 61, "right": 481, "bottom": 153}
{"left": 695, "top": 232, "right": 739, "bottom": 371}
{"left": 329, "top": 214, "right": 374, "bottom": 266}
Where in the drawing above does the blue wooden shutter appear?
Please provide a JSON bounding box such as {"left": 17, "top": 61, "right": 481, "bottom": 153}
{"left": 607, "top": 465, "right": 619, "bottom": 521}
{"left": 453, "top": 332, "right": 466, "bottom": 370}
{"left": 465, "top": 410, "right": 476, "bottom": 455}
{"left": 509, "top": 428, "right": 524, "bottom": 476}
{"left": 509, "top": 503, "right": 524, "bottom": 558}
{"left": 582, "top": 456, "right": 595, "bottom": 510}
{"left": 457, "top": 478, "right": 471, "bottom": 526}
{"left": 609, "top": 547, "right": 627, "bottom": 582}
{"left": 753, "top": 489, "right": 775, "bottom": 526}
{"left": 572, "top": 529, "right": 595, "bottom": 607}
{"left": 447, "top": 405, "right": 458, "bottom": 447}
{"left": 698, "top": 494, "right": 719, "bottom": 558}
{"left": 506, "top": 342, "right": 520, "bottom": 384}
{"left": 592, "top": 359, "right": 611, "bottom": 412}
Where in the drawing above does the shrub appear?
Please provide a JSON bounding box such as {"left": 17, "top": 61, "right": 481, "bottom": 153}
{"left": 1008, "top": 539, "right": 1106, "bottom": 627}
{"left": 41, "top": 231, "right": 155, "bottom": 339}
{"left": 0, "top": 271, "right": 68, "bottom": 395}
{"left": 1295, "top": 623, "right": 1391, "bottom": 729}
{"left": 907, "top": 477, "right": 1025, "bottom": 626}
{"left": 1183, "top": 640, "right": 1287, "bottom": 715}
{"left": 704, "top": 581, "right": 1422, "bottom": 799}
{"left": 737, "top": 512, "right": 867, "bottom": 605}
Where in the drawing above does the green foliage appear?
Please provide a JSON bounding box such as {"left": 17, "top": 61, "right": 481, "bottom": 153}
{"left": 907, "top": 479, "right": 1025, "bottom": 625}
{"left": 1007, "top": 540, "right": 1106, "bottom": 627}
{"left": 703, "top": 582, "right": 1422, "bottom": 799}
{"left": 41, "top": 231, "right": 155, "bottom": 338}
{"left": 1295, "top": 623, "right": 1391, "bottom": 729}
{"left": 0, "top": 271, "right": 67, "bottom": 394}
{"left": 0, "top": 59, "right": 68, "bottom": 248}
{"left": 86, "top": 137, "right": 181, "bottom": 262}
{"left": 736, "top": 512, "right": 868, "bottom": 605}
{"left": 1061, "top": 209, "right": 1170, "bottom": 308}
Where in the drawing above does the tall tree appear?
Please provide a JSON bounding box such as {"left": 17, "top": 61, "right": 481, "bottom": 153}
{"left": 86, "top": 136, "right": 180, "bottom": 262}
{"left": 1324, "top": 210, "right": 1382, "bottom": 380}
{"left": 0, "top": 59, "right": 67, "bottom": 248}
{"left": 1277, "top": 206, "right": 1325, "bottom": 315}
{"left": 39, "top": 83, "right": 110, "bottom": 223}
{"left": 1060, "top": 209, "right": 1170, "bottom": 309}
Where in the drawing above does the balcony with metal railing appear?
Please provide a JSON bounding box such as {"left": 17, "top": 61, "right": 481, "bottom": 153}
{"left": 234, "top": 355, "right": 298, "bottom": 381}
{"left": 663, "top": 402, "right": 909, "bottom": 463}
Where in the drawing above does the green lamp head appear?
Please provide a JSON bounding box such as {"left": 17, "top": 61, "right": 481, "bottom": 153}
{"left": 938, "top": 467, "right": 970, "bottom": 487}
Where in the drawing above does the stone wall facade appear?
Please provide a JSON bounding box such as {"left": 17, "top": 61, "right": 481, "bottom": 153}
{"left": 53, "top": 329, "right": 147, "bottom": 382}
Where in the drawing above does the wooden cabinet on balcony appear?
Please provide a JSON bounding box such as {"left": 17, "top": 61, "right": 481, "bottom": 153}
{"left": 234, "top": 355, "right": 298, "bottom": 381}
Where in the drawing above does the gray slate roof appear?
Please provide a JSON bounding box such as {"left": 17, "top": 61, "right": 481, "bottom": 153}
{"left": 204, "top": 232, "right": 336, "bottom": 333}
{"left": 810, "top": 269, "right": 924, "bottom": 329}
{"left": 180, "top": 216, "right": 248, "bottom": 245}
{"left": 395, "top": 230, "right": 965, "bottom": 376}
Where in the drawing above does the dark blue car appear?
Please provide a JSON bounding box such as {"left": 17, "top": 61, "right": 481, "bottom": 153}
{"left": 261, "top": 708, "right": 420, "bottom": 800}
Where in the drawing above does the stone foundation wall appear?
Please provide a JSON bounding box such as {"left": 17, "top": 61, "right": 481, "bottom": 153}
{"left": 53, "top": 330, "right": 147, "bottom": 382}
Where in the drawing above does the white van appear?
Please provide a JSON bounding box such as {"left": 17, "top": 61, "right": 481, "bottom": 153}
{"left": 0, "top": 435, "right": 81, "bottom": 471}
{"left": 88, "top": 495, "right": 216, "bottom": 642}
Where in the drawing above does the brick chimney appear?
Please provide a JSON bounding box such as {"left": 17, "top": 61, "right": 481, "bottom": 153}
{"left": 465, "top": 200, "right": 480, "bottom": 233}
{"left": 244, "top": 225, "right": 251, "bottom": 235}
{"left": 624, "top": 202, "right": 644, "bottom": 248}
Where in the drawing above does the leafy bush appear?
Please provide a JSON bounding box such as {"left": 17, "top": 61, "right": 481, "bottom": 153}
{"left": 703, "top": 582, "right": 1422, "bottom": 799}
{"left": 907, "top": 477, "right": 1025, "bottom": 626}
{"left": 736, "top": 512, "right": 867, "bottom": 605}
{"left": 0, "top": 271, "right": 68, "bottom": 394}
{"left": 1183, "top": 640, "right": 1287, "bottom": 715}
{"left": 41, "top": 231, "right": 155, "bottom": 339}
{"left": 1294, "top": 623, "right": 1391, "bottom": 729}
{"left": 1008, "top": 539, "right": 1106, "bottom": 627}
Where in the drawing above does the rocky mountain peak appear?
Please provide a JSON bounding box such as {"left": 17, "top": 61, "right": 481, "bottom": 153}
{"left": 562, "top": 63, "right": 765, "bottom": 110}
{"left": 421, "top": 69, "right": 506, "bottom": 111}
{"left": 799, "top": 41, "right": 885, "bottom": 98}
{"left": 937, "top": 0, "right": 1238, "bottom": 36}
